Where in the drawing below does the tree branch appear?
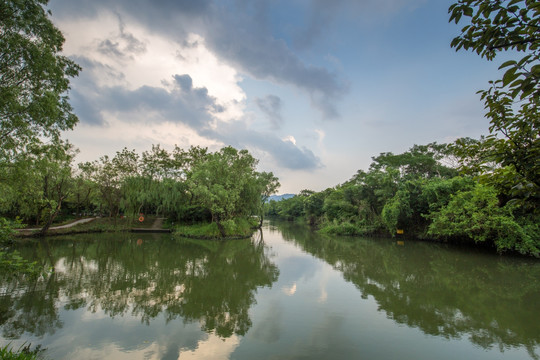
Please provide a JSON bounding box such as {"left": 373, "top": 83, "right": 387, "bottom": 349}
{"left": 488, "top": 37, "right": 539, "bottom": 51}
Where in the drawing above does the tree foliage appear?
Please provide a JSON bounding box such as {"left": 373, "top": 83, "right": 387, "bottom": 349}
{"left": 269, "top": 142, "right": 539, "bottom": 256}
{"left": 428, "top": 184, "right": 539, "bottom": 255}
{"left": 0, "top": 0, "right": 80, "bottom": 157}
{"left": 449, "top": 0, "right": 540, "bottom": 208}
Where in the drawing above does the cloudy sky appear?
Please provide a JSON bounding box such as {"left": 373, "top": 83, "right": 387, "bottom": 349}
{"left": 49, "top": 0, "right": 502, "bottom": 194}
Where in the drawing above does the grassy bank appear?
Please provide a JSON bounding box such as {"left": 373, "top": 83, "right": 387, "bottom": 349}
{"left": 175, "top": 218, "right": 258, "bottom": 240}
{"left": 0, "top": 344, "right": 44, "bottom": 360}
{"left": 14, "top": 216, "right": 259, "bottom": 240}
{"left": 16, "top": 215, "right": 159, "bottom": 237}
{"left": 319, "top": 222, "right": 384, "bottom": 237}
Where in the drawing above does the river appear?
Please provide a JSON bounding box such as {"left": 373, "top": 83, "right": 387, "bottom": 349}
{"left": 1, "top": 220, "right": 539, "bottom": 359}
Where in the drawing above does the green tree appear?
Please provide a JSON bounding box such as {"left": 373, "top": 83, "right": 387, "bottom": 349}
{"left": 0, "top": 0, "right": 81, "bottom": 157}
{"left": 303, "top": 191, "right": 326, "bottom": 225}
{"left": 428, "top": 183, "right": 539, "bottom": 255}
{"left": 449, "top": 0, "right": 540, "bottom": 207}
{"left": 69, "top": 161, "right": 98, "bottom": 217}
{"left": 0, "top": 140, "right": 75, "bottom": 234}
{"left": 92, "top": 148, "right": 139, "bottom": 218}
{"left": 0, "top": 0, "right": 80, "bottom": 253}
{"left": 189, "top": 146, "right": 260, "bottom": 237}
{"left": 255, "top": 171, "right": 280, "bottom": 227}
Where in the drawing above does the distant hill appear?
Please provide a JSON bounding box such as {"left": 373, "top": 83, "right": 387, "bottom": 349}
{"left": 267, "top": 193, "right": 295, "bottom": 202}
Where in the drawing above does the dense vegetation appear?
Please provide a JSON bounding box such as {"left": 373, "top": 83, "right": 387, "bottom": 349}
{"left": 0, "top": 143, "right": 279, "bottom": 237}
{"left": 1, "top": 0, "right": 538, "bottom": 258}
{"left": 267, "top": 0, "right": 539, "bottom": 256}
{"left": 267, "top": 142, "right": 539, "bottom": 255}
{"left": 0, "top": 0, "right": 279, "bottom": 286}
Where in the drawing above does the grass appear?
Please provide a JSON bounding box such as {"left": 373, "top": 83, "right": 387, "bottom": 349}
{"left": 319, "top": 222, "right": 383, "bottom": 237}
{"left": 175, "top": 218, "right": 258, "bottom": 239}
{"left": 0, "top": 344, "right": 44, "bottom": 360}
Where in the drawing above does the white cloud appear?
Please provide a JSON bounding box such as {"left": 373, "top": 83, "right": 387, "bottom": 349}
{"left": 57, "top": 12, "right": 245, "bottom": 122}
{"left": 283, "top": 135, "right": 297, "bottom": 145}
{"left": 65, "top": 120, "right": 220, "bottom": 164}
{"left": 282, "top": 282, "right": 297, "bottom": 296}
{"left": 177, "top": 333, "right": 240, "bottom": 359}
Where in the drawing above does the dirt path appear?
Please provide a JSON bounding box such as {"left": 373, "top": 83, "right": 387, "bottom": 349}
{"left": 20, "top": 217, "right": 97, "bottom": 231}
{"left": 151, "top": 218, "right": 166, "bottom": 229}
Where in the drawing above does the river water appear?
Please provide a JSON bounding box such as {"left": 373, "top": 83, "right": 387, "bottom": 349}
{"left": 1, "top": 221, "right": 539, "bottom": 359}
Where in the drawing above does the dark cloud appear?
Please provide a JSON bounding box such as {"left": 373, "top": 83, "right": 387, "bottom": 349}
{"left": 97, "top": 39, "right": 124, "bottom": 58}
{"left": 205, "top": 6, "right": 348, "bottom": 119}
{"left": 97, "top": 14, "right": 146, "bottom": 60}
{"left": 49, "top": 0, "right": 211, "bottom": 21}
{"left": 68, "top": 57, "right": 126, "bottom": 125}
{"left": 292, "top": 0, "right": 346, "bottom": 50}
{"left": 68, "top": 59, "right": 321, "bottom": 170}
{"left": 68, "top": 56, "right": 218, "bottom": 128}
{"left": 256, "top": 95, "right": 283, "bottom": 129}
{"left": 49, "top": 0, "right": 348, "bottom": 119}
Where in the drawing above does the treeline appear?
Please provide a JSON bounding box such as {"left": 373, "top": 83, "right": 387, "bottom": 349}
{"left": 267, "top": 142, "right": 539, "bottom": 256}
{"left": 0, "top": 142, "right": 279, "bottom": 237}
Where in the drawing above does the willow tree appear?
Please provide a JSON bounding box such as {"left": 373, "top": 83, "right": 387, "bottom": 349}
{"left": 189, "top": 146, "right": 271, "bottom": 237}
{"left": 92, "top": 148, "right": 139, "bottom": 219}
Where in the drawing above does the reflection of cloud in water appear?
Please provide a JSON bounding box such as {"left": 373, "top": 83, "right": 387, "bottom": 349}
{"left": 251, "top": 301, "right": 282, "bottom": 343}
{"left": 64, "top": 342, "right": 170, "bottom": 360}
{"left": 318, "top": 285, "right": 328, "bottom": 303}
{"left": 60, "top": 331, "right": 239, "bottom": 360}
{"left": 282, "top": 282, "right": 297, "bottom": 296}
{"left": 318, "top": 268, "right": 329, "bottom": 303}
{"left": 178, "top": 332, "right": 240, "bottom": 359}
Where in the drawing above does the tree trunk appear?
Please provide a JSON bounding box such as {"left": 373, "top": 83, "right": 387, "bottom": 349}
{"left": 39, "top": 196, "right": 64, "bottom": 236}
{"left": 214, "top": 213, "right": 226, "bottom": 238}
{"left": 258, "top": 211, "right": 264, "bottom": 228}
{"left": 216, "top": 220, "right": 226, "bottom": 238}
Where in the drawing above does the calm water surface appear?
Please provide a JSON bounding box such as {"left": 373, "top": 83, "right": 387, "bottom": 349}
{"left": 1, "top": 221, "right": 539, "bottom": 359}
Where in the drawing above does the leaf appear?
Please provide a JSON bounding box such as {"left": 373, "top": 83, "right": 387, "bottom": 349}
{"left": 502, "top": 67, "right": 519, "bottom": 87}
{"left": 498, "top": 60, "right": 517, "bottom": 69}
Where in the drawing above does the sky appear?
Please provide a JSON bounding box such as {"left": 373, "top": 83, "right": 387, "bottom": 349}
{"left": 47, "top": 0, "right": 503, "bottom": 194}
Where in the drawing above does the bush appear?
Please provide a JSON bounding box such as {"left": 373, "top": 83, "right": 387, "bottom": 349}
{"left": 427, "top": 184, "right": 539, "bottom": 256}
{"left": 320, "top": 221, "right": 382, "bottom": 237}
{"left": 174, "top": 218, "right": 257, "bottom": 239}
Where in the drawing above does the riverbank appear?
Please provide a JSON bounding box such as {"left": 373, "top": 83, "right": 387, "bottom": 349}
{"left": 15, "top": 216, "right": 154, "bottom": 237}
{"left": 14, "top": 216, "right": 259, "bottom": 240}
{"left": 174, "top": 218, "right": 259, "bottom": 240}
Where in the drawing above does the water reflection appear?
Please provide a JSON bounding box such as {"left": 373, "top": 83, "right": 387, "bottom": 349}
{"left": 0, "top": 232, "right": 278, "bottom": 340}
{"left": 277, "top": 221, "right": 540, "bottom": 359}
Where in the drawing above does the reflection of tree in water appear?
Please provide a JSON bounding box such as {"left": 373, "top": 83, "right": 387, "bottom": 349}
{"left": 0, "top": 273, "right": 63, "bottom": 339}
{"left": 277, "top": 221, "right": 540, "bottom": 359}
{"left": 0, "top": 232, "right": 278, "bottom": 339}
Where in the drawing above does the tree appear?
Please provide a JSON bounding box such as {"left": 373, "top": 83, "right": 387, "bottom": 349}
{"left": 69, "top": 162, "right": 98, "bottom": 217}
{"left": 0, "top": 0, "right": 81, "bottom": 158}
{"left": 256, "top": 171, "right": 280, "bottom": 227}
{"left": 189, "top": 146, "right": 260, "bottom": 237}
{"left": 427, "top": 183, "right": 539, "bottom": 255}
{"left": 31, "top": 141, "right": 76, "bottom": 235}
{"left": 449, "top": 0, "right": 539, "bottom": 208}
{"left": 92, "top": 148, "right": 139, "bottom": 218}
{"left": 0, "top": 139, "right": 75, "bottom": 234}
